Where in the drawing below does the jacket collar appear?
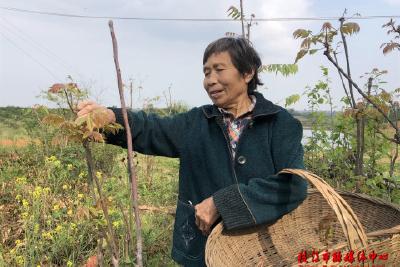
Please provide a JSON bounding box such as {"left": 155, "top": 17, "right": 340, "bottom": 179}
{"left": 202, "top": 91, "right": 280, "bottom": 119}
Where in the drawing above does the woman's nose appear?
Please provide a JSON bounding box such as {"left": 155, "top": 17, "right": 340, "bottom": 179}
{"left": 205, "top": 72, "right": 217, "bottom": 86}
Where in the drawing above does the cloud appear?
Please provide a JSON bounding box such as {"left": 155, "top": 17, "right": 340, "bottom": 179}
{"left": 250, "top": 0, "right": 315, "bottom": 61}
{"left": 384, "top": 0, "right": 400, "bottom": 6}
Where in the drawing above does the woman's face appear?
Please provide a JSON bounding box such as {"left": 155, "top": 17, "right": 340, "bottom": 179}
{"left": 203, "top": 51, "right": 253, "bottom": 108}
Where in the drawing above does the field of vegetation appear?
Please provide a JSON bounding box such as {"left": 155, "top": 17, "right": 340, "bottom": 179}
{"left": 1, "top": 88, "right": 400, "bottom": 266}
{"left": 0, "top": 107, "right": 183, "bottom": 266}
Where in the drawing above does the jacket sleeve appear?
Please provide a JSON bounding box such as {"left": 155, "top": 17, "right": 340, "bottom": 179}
{"left": 104, "top": 108, "right": 192, "bottom": 158}
{"left": 212, "top": 110, "right": 308, "bottom": 230}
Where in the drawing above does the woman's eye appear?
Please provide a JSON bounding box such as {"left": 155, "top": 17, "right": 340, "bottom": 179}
{"left": 216, "top": 69, "right": 224, "bottom": 72}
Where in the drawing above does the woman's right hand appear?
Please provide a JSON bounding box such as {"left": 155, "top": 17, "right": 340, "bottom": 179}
{"left": 76, "top": 100, "right": 116, "bottom": 124}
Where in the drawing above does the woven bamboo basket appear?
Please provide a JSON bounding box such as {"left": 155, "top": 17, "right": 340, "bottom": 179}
{"left": 205, "top": 169, "right": 400, "bottom": 266}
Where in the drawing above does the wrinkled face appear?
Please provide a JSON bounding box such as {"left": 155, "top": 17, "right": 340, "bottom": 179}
{"left": 203, "top": 51, "right": 253, "bottom": 108}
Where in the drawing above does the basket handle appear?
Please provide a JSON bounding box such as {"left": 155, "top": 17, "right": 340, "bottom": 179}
{"left": 279, "top": 168, "right": 369, "bottom": 250}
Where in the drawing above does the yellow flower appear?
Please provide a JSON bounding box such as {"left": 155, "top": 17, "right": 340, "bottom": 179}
{"left": 21, "top": 212, "right": 29, "bottom": 219}
{"left": 34, "top": 223, "right": 40, "bottom": 234}
{"left": 41, "top": 231, "right": 53, "bottom": 240}
{"left": 108, "top": 208, "right": 117, "bottom": 216}
{"left": 96, "top": 171, "right": 102, "bottom": 178}
{"left": 100, "top": 219, "right": 107, "bottom": 226}
{"left": 77, "top": 193, "right": 84, "bottom": 200}
{"left": 53, "top": 204, "right": 60, "bottom": 212}
{"left": 70, "top": 222, "right": 77, "bottom": 230}
{"left": 112, "top": 220, "right": 122, "bottom": 229}
{"left": 55, "top": 225, "right": 63, "bottom": 233}
{"left": 15, "top": 194, "right": 22, "bottom": 201}
{"left": 67, "top": 260, "right": 73, "bottom": 267}
{"left": 67, "top": 164, "right": 73, "bottom": 170}
{"left": 22, "top": 199, "right": 29, "bottom": 208}
{"left": 62, "top": 184, "right": 68, "bottom": 190}
{"left": 45, "top": 155, "right": 57, "bottom": 163}
{"left": 15, "top": 255, "right": 24, "bottom": 265}
{"left": 54, "top": 160, "right": 61, "bottom": 167}
{"left": 78, "top": 172, "right": 85, "bottom": 179}
{"left": 33, "top": 186, "right": 42, "bottom": 199}
{"left": 67, "top": 209, "right": 73, "bottom": 216}
{"left": 43, "top": 187, "right": 51, "bottom": 194}
{"left": 16, "top": 176, "right": 27, "bottom": 185}
{"left": 15, "top": 239, "right": 22, "bottom": 245}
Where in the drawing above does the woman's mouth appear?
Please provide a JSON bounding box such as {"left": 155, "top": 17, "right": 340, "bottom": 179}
{"left": 209, "top": 90, "right": 224, "bottom": 98}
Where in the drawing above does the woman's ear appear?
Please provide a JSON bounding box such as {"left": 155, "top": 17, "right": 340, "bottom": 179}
{"left": 244, "top": 70, "right": 255, "bottom": 83}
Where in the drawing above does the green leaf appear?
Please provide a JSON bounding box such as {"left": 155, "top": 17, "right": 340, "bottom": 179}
{"left": 294, "top": 49, "right": 308, "bottom": 63}
{"left": 309, "top": 49, "right": 319, "bottom": 55}
{"left": 341, "top": 22, "right": 360, "bottom": 35}
{"left": 227, "top": 6, "right": 241, "bottom": 20}
{"left": 260, "top": 64, "right": 298, "bottom": 76}
{"left": 86, "top": 115, "right": 94, "bottom": 132}
{"left": 42, "top": 114, "right": 65, "bottom": 126}
{"left": 301, "top": 38, "right": 312, "bottom": 49}
{"left": 82, "top": 130, "right": 92, "bottom": 140}
{"left": 293, "top": 29, "right": 310, "bottom": 39}
{"left": 285, "top": 94, "right": 301, "bottom": 107}
{"left": 321, "top": 66, "right": 329, "bottom": 76}
{"left": 74, "top": 115, "right": 87, "bottom": 126}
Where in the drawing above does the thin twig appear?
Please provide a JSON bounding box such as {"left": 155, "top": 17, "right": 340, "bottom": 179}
{"left": 333, "top": 51, "right": 352, "bottom": 107}
{"left": 63, "top": 89, "right": 75, "bottom": 114}
{"left": 84, "top": 141, "right": 120, "bottom": 265}
{"left": 324, "top": 50, "right": 400, "bottom": 137}
{"left": 339, "top": 17, "right": 356, "bottom": 108}
{"left": 88, "top": 199, "right": 118, "bottom": 266}
{"left": 376, "top": 128, "right": 398, "bottom": 143}
{"left": 240, "top": 0, "right": 245, "bottom": 38}
{"left": 108, "top": 20, "right": 143, "bottom": 267}
{"left": 116, "top": 200, "right": 133, "bottom": 246}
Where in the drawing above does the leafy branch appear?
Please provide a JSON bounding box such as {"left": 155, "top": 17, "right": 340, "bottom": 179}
{"left": 293, "top": 15, "right": 400, "bottom": 144}
{"left": 226, "top": 1, "right": 256, "bottom": 40}
{"left": 381, "top": 19, "right": 400, "bottom": 54}
{"left": 43, "top": 82, "right": 123, "bottom": 265}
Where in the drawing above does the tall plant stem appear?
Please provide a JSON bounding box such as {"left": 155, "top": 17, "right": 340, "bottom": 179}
{"left": 108, "top": 20, "right": 143, "bottom": 267}
{"left": 240, "top": 0, "right": 245, "bottom": 38}
{"left": 83, "top": 140, "right": 119, "bottom": 266}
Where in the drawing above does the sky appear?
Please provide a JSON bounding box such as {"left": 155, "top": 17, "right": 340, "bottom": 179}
{"left": 0, "top": 0, "right": 399, "bottom": 110}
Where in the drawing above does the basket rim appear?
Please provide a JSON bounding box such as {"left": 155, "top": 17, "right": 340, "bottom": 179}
{"left": 307, "top": 187, "right": 400, "bottom": 212}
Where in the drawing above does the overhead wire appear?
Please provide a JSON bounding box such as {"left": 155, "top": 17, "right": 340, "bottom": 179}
{"left": 0, "top": 5, "right": 398, "bottom": 88}
{"left": 0, "top": 17, "right": 86, "bottom": 81}
{"left": 0, "top": 6, "right": 399, "bottom": 21}
{"left": 0, "top": 30, "right": 61, "bottom": 80}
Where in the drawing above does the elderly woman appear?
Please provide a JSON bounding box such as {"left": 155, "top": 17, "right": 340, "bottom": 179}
{"left": 77, "top": 37, "right": 307, "bottom": 267}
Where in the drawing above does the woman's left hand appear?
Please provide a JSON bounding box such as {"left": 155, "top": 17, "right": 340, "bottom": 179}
{"left": 194, "top": 196, "right": 220, "bottom": 235}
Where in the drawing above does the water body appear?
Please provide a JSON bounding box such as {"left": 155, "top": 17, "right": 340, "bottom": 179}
{"left": 302, "top": 128, "right": 312, "bottom": 145}
{"left": 302, "top": 128, "right": 333, "bottom": 145}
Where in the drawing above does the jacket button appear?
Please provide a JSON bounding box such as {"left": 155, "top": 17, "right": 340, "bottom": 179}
{"left": 237, "top": 155, "right": 246, "bottom": 165}
{"left": 248, "top": 121, "right": 254, "bottom": 128}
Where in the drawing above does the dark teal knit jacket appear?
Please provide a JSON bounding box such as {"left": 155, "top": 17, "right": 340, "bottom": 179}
{"left": 106, "top": 91, "right": 308, "bottom": 266}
